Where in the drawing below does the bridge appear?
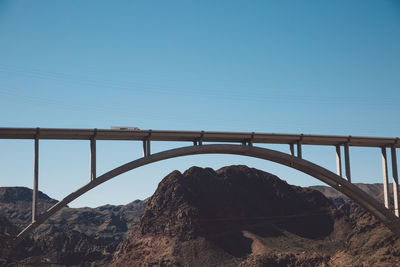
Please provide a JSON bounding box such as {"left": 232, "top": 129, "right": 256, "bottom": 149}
{"left": 1, "top": 127, "right": 400, "bottom": 244}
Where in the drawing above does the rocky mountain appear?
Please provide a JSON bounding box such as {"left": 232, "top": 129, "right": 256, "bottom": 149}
{"left": 112, "top": 166, "right": 400, "bottom": 266}
{"left": 0, "top": 187, "right": 147, "bottom": 266}
{"left": 0, "top": 186, "right": 58, "bottom": 224}
{"left": 112, "top": 166, "right": 349, "bottom": 266}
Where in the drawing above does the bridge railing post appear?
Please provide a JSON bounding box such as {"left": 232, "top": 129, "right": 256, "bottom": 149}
{"left": 381, "top": 147, "right": 390, "bottom": 209}
{"left": 391, "top": 145, "right": 399, "bottom": 217}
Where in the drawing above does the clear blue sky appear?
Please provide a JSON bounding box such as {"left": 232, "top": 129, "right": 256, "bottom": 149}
{"left": 0, "top": 0, "right": 399, "bottom": 207}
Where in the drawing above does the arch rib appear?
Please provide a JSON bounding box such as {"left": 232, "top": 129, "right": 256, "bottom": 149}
{"left": 15, "top": 144, "right": 400, "bottom": 243}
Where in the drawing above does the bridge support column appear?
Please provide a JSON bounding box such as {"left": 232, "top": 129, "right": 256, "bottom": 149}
{"left": 297, "top": 141, "right": 302, "bottom": 159}
{"left": 143, "top": 139, "right": 151, "bottom": 157}
{"left": 32, "top": 132, "right": 39, "bottom": 223}
{"left": 289, "top": 143, "right": 295, "bottom": 156}
{"left": 143, "top": 140, "right": 147, "bottom": 157}
{"left": 381, "top": 147, "right": 390, "bottom": 209}
{"left": 336, "top": 145, "right": 342, "bottom": 177}
{"left": 242, "top": 140, "right": 252, "bottom": 146}
{"left": 146, "top": 139, "right": 151, "bottom": 157}
{"left": 289, "top": 142, "right": 302, "bottom": 158}
{"left": 90, "top": 137, "right": 96, "bottom": 181}
{"left": 344, "top": 142, "right": 351, "bottom": 183}
{"left": 193, "top": 139, "right": 203, "bottom": 146}
{"left": 391, "top": 146, "right": 399, "bottom": 216}
{"left": 199, "top": 131, "right": 204, "bottom": 146}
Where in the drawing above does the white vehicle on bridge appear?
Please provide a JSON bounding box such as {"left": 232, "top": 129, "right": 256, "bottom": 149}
{"left": 110, "top": 126, "right": 140, "bottom": 131}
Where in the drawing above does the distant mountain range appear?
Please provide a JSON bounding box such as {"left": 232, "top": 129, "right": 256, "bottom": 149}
{"left": 1, "top": 166, "right": 400, "bottom": 266}
{"left": 310, "top": 183, "right": 394, "bottom": 204}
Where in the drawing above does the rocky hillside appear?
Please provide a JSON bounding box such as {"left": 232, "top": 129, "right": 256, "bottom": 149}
{"left": 2, "top": 167, "right": 400, "bottom": 266}
{"left": 0, "top": 187, "right": 147, "bottom": 266}
{"left": 0, "top": 187, "right": 58, "bottom": 224}
{"left": 311, "top": 183, "right": 400, "bottom": 265}
{"left": 112, "top": 166, "right": 400, "bottom": 266}
{"left": 112, "top": 166, "right": 348, "bottom": 266}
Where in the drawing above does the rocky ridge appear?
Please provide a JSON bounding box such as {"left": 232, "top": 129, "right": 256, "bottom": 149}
{"left": 112, "top": 165, "right": 346, "bottom": 266}
{"left": 0, "top": 187, "right": 147, "bottom": 266}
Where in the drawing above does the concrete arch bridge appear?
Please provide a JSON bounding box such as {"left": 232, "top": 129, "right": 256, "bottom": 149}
{"left": 0, "top": 127, "right": 399, "bottom": 243}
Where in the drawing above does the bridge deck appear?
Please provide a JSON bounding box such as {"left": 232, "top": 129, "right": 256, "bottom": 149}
{"left": 0, "top": 127, "right": 398, "bottom": 148}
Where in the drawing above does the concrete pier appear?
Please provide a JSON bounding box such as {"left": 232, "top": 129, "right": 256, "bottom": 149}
{"left": 143, "top": 139, "right": 151, "bottom": 157}
{"left": 32, "top": 133, "right": 39, "bottom": 223}
{"left": 336, "top": 145, "right": 342, "bottom": 177}
{"left": 382, "top": 147, "right": 390, "bottom": 209}
{"left": 391, "top": 146, "right": 399, "bottom": 217}
{"left": 297, "top": 141, "right": 302, "bottom": 159}
{"left": 90, "top": 137, "right": 96, "bottom": 181}
{"left": 344, "top": 142, "right": 351, "bottom": 183}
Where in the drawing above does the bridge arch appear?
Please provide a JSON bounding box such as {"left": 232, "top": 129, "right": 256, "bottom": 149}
{"left": 16, "top": 144, "right": 400, "bottom": 242}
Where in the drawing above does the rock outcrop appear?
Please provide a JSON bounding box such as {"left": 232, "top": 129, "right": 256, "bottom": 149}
{"left": 112, "top": 166, "right": 342, "bottom": 266}
{"left": 0, "top": 187, "right": 147, "bottom": 266}
{"left": 312, "top": 184, "right": 400, "bottom": 266}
